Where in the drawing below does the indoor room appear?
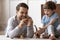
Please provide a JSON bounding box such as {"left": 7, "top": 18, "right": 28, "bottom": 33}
{"left": 0, "top": 0, "right": 60, "bottom": 40}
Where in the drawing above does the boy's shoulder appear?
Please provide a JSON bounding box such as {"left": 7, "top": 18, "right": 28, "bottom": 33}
{"left": 52, "top": 13, "right": 58, "bottom": 17}
{"left": 53, "top": 13, "right": 58, "bottom": 16}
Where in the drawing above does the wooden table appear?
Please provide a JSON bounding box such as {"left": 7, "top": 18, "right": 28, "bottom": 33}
{"left": 0, "top": 35, "right": 60, "bottom": 40}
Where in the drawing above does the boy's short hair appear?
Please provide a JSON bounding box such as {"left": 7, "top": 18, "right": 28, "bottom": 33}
{"left": 16, "top": 3, "right": 29, "bottom": 11}
{"left": 43, "top": 1, "right": 56, "bottom": 10}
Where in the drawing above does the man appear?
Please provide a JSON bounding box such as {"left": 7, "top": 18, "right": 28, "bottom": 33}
{"left": 5, "top": 3, "right": 34, "bottom": 38}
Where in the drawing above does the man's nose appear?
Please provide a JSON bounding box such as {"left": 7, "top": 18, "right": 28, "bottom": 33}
{"left": 23, "top": 14, "right": 27, "bottom": 16}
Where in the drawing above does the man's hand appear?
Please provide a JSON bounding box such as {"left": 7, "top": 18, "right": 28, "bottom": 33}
{"left": 18, "top": 16, "right": 33, "bottom": 28}
{"left": 27, "top": 18, "right": 33, "bottom": 27}
{"left": 18, "top": 18, "right": 28, "bottom": 28}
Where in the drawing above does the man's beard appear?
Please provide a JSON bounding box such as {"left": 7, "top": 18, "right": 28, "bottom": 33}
{"left": 19, "top": 16, "right": 27, "bottom": 20}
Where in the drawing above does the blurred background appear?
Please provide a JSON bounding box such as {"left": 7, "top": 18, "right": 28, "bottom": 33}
{"left": 0, "top": 0, "right": 60, "bottom": 35}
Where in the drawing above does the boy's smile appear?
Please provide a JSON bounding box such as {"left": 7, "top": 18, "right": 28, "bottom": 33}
{"left": 44, "top": 9, "right": 54, "bottom": 17}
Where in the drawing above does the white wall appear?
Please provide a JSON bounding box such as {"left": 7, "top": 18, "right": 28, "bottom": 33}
{"left": 28, "top": 0, "right": 42, "bottom": 30}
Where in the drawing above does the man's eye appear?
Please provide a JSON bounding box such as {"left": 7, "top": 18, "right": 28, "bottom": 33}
{"left": 25, "top": 12, "right": 27, "bottom": 14}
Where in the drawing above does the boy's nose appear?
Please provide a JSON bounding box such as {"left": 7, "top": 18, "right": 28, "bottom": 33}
{"left": 23, "top": 14, "right": 26, "bottom": 16}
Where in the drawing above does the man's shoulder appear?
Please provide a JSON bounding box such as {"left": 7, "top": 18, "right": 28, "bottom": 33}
{"left": 28, "top": 16, "right": 33, "bottom": 20}
{"left": 8, "top": 16, "right": 16, "bottom": 22}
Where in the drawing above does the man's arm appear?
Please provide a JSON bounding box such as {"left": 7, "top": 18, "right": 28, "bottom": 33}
{"left": 27, "top": 18, "right": 34, "bottom": 38}
{"left": 5, "top": 17, "right": 22, "bottom": 38}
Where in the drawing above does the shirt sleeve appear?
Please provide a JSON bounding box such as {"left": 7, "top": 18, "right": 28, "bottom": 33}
{"left": 41, "top": 15, "right": 46, "bottom": 25}
{"left": 51, "top": 13, "right": 59, "bottom": 19}
{"left": 27, "top": 25, "right": 34, "bottom": 38}
{"left": 5, "top": 17, "right": 22, "bottom": 38}
{"left": 27, "top": 17, "right": 34, "bottom": 38}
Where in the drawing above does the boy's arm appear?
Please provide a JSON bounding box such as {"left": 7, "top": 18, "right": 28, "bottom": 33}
{"left": 46, "top": 18, "right": 57, "bottom": 27}
{"left": 43, "top": 18, "right": 57, "bottom": 30}
{"left": 42, "top": 13, "right": 58, "bottom": 29}
{"left": 45, "top": 13, "right": 59, "bottom": 28}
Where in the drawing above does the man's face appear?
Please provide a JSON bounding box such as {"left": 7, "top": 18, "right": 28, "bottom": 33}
{"left": 44, "top": 9, "right": 53, "bottom": 17}
{"left": 16, "top": 7, "right": 28, "bottom": 20}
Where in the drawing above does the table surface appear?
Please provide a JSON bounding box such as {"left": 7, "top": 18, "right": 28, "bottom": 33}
{"left": 0, "top": 35, "right": 60, "bottom": 40}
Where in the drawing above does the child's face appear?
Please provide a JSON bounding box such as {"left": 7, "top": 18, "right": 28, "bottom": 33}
{"left": 44, "top": 9, "right": 54, "bottom": 17}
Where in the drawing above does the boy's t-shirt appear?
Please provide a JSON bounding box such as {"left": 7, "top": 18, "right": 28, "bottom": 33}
{"left": 41, "top": 13, "right": 59, "bottom": 28}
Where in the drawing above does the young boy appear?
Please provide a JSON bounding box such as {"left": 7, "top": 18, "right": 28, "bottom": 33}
{"left": 41, "top": 1, "right": 60, "bottom": 40}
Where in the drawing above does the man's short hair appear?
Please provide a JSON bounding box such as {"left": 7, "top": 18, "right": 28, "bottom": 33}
{"left": 16, "top": 3, "right": 29, "bottom": 11}
{"left": 43, "top": 1, "right": 56, "bottom": 10}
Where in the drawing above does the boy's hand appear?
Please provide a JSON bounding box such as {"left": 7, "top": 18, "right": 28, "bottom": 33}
{"left": 38, "top": 27, "right": 45, "bottom": 34}
{"left": 39, "top": 26, "right": 47, "bottom": 30}
{"left": 38, "top": 26, "right": 47, "bottom": 33}
{"left": 34, "top": 27, "right": 46, "bottom": 37}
